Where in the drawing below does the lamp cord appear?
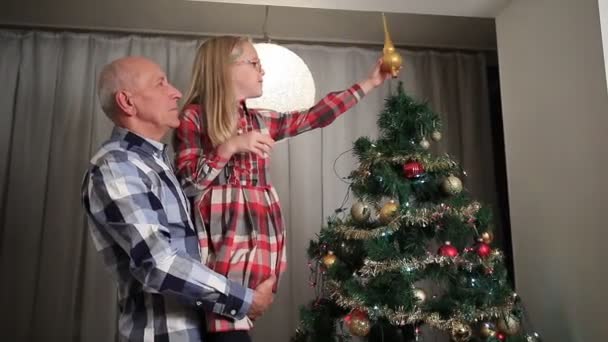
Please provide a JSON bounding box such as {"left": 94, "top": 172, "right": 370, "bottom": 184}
{"left": 263, "top": 6, "right": 271, "bottom": 43}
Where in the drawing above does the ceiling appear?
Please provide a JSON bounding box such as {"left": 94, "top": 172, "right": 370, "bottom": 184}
{"left": 0, "top": 0, "right": 500, "bottom": 50}
{"left": 192, "top": 0, "right": 510, "bottom": 18}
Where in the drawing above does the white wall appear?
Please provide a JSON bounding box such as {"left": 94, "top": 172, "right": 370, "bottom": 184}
{"left": 600, "top": 0, "right": 608, "bottom": 89}
{"left": 496, "top": 0, "right": 608, "bottom": 340}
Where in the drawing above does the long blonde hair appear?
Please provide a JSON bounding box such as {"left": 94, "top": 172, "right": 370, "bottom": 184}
{"left": 182, "top": 36, "right": 250, "bottom": 147}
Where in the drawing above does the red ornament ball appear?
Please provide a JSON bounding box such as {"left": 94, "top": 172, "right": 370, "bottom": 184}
{"left": 438, "top": 241, "right": 459, "bottom": 257}
{"left": 477, "top": 242, "right": 492, "bottom": 258}
{"left": 403, "top": 160, "right": 425, "bottom": 179}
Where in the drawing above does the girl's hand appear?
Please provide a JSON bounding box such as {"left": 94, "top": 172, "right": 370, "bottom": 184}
{"left": 219, "top": 131, "right": 275, "bottom": 158}
{"left": 359, "top": 58, "right": 395, "bottom": 94}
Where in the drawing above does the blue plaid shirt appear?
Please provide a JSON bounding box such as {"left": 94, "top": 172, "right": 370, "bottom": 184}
{"left": 81, "top": 127, "right": 253, "bottom": 342}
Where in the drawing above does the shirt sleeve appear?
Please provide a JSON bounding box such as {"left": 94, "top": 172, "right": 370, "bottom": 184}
{"left": 258, "top": 83, "right": 365, "bottom": 141}
{"left": 174, "top": 106, "right": 228, "bottom": 197}
{"left": 83, "top": 157, "right": 253, "bottom": 320}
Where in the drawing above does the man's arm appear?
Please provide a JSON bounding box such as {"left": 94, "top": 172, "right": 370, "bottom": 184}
{"left": 83, "top": 156, "right": 257, "bottom": 319}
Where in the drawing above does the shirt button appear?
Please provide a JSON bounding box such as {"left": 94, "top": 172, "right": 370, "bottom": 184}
{"left": 196, "top": 300, "right": 202, "bottom": 307}
{"left": 230, "top": 309, "right": 236, "bottom": 315}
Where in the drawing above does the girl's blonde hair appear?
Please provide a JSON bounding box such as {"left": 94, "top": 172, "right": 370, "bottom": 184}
{"left": 182, "top": 36, "right": 250, "bottom": 147}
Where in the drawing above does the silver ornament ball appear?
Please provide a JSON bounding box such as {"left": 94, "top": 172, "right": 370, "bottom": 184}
{"left": 419, "top": 138, "right": 430, "bottom": 150}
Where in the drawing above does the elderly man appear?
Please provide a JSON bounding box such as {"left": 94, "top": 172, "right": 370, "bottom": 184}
{"left": 81, "top": 56, "right": 275, "bottom": 342}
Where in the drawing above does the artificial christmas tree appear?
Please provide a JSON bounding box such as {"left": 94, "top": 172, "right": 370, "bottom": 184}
{"left": 292, "top": 83, "right": 541, "bottom": 342}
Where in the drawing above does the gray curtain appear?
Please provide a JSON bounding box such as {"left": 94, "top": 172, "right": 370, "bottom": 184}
{"left": 0, "top": 30, "right": 495, "bottom": 342}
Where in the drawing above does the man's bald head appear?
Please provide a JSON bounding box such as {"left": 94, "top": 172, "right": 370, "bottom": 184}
{"left": 95, "top": 56, "right": 183, "bottom": 140}
{"left": 97, "top": 56, "right": 153, "bottom": 119}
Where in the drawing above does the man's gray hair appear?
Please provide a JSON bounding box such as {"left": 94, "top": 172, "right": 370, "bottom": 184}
{"left": 97, "top": 59, "right": 134, "bottom": 119}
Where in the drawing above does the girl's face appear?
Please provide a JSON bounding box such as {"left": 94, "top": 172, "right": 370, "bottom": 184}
{"left": 231, "top": 42, "right": 265, "bottom": 101}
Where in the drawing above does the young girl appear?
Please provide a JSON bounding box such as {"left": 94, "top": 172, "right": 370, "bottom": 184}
{"left": 174, "top": 36, "right": 390, "bottom": 341}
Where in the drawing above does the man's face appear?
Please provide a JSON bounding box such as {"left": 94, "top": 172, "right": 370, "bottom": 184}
{"left": 129, "top": 60, "right": 183, "bottom": 131}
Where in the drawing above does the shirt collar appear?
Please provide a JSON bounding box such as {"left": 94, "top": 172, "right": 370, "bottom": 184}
{"left": 111, "top": 126, "right": 166, "bottom": 156}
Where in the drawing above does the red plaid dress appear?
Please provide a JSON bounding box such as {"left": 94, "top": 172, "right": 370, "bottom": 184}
{"left": 174, "top": 84, "right": 365, "bottom": 332}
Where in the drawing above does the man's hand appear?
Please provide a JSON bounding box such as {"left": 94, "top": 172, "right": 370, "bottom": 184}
{"left": 247, "top": 275, "right": 276, "bottom": 320}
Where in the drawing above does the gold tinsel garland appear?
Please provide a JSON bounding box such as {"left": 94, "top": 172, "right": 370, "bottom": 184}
{"left": 333, "top": 202, "right": 481, "bottom": 240}
{"left": 351, "top": 153, "right": 460, "bottom": 183}
{"left": 357, "top": 153, "right": 459, "bottom": 174}
{"left": 358, "top": 251, "right": 504, "bottom": 277}
{"left": 326, "top": 280, "right": 516, "bottom": 331}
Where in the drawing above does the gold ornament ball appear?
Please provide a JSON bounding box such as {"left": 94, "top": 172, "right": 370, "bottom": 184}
{"left": 419, "top": 138, "right": 431, "bottom": 150}
{"left": 345, "top": 310, "right": 371, "bottom": 337}
{"left": 351, "top": 201, "right": 371, "bottom": 222}
{"left": 479, "top": 322, "right": 497, "bottom": 338}
{"left": 413, "top": 288, "right": 427, "bottom": 303}
{"left": 451, "top": 323, "right": 472, "bottom": 342}
{"left": 441, "top": 175, "right": 463, "bottom": 195}
{"left": 481, "top": 231, "right": 494, "bottom": 244}
{"left": 497, "top": 313, "right": 521, "bottom": 335}
{"left": 322, "top": 251, "right": 337, "bottom": 268}
{"left": 379, "top": 200, "right": 399, "bottom": 224}
{"left": 431, "top": 131, "right": 442, "bottom": 142}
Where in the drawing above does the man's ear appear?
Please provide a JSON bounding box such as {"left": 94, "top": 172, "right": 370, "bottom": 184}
{"left": 115, "top": 90, "right": 136, "bottom": 117}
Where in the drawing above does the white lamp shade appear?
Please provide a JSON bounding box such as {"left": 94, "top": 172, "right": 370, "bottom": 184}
{"left": 246, "top": 43, "right": 316, "bottom": 112}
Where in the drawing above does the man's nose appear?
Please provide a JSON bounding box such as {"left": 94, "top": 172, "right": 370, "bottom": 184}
{"left": 169, "top": 83, "right": 182, "bottom": 99}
